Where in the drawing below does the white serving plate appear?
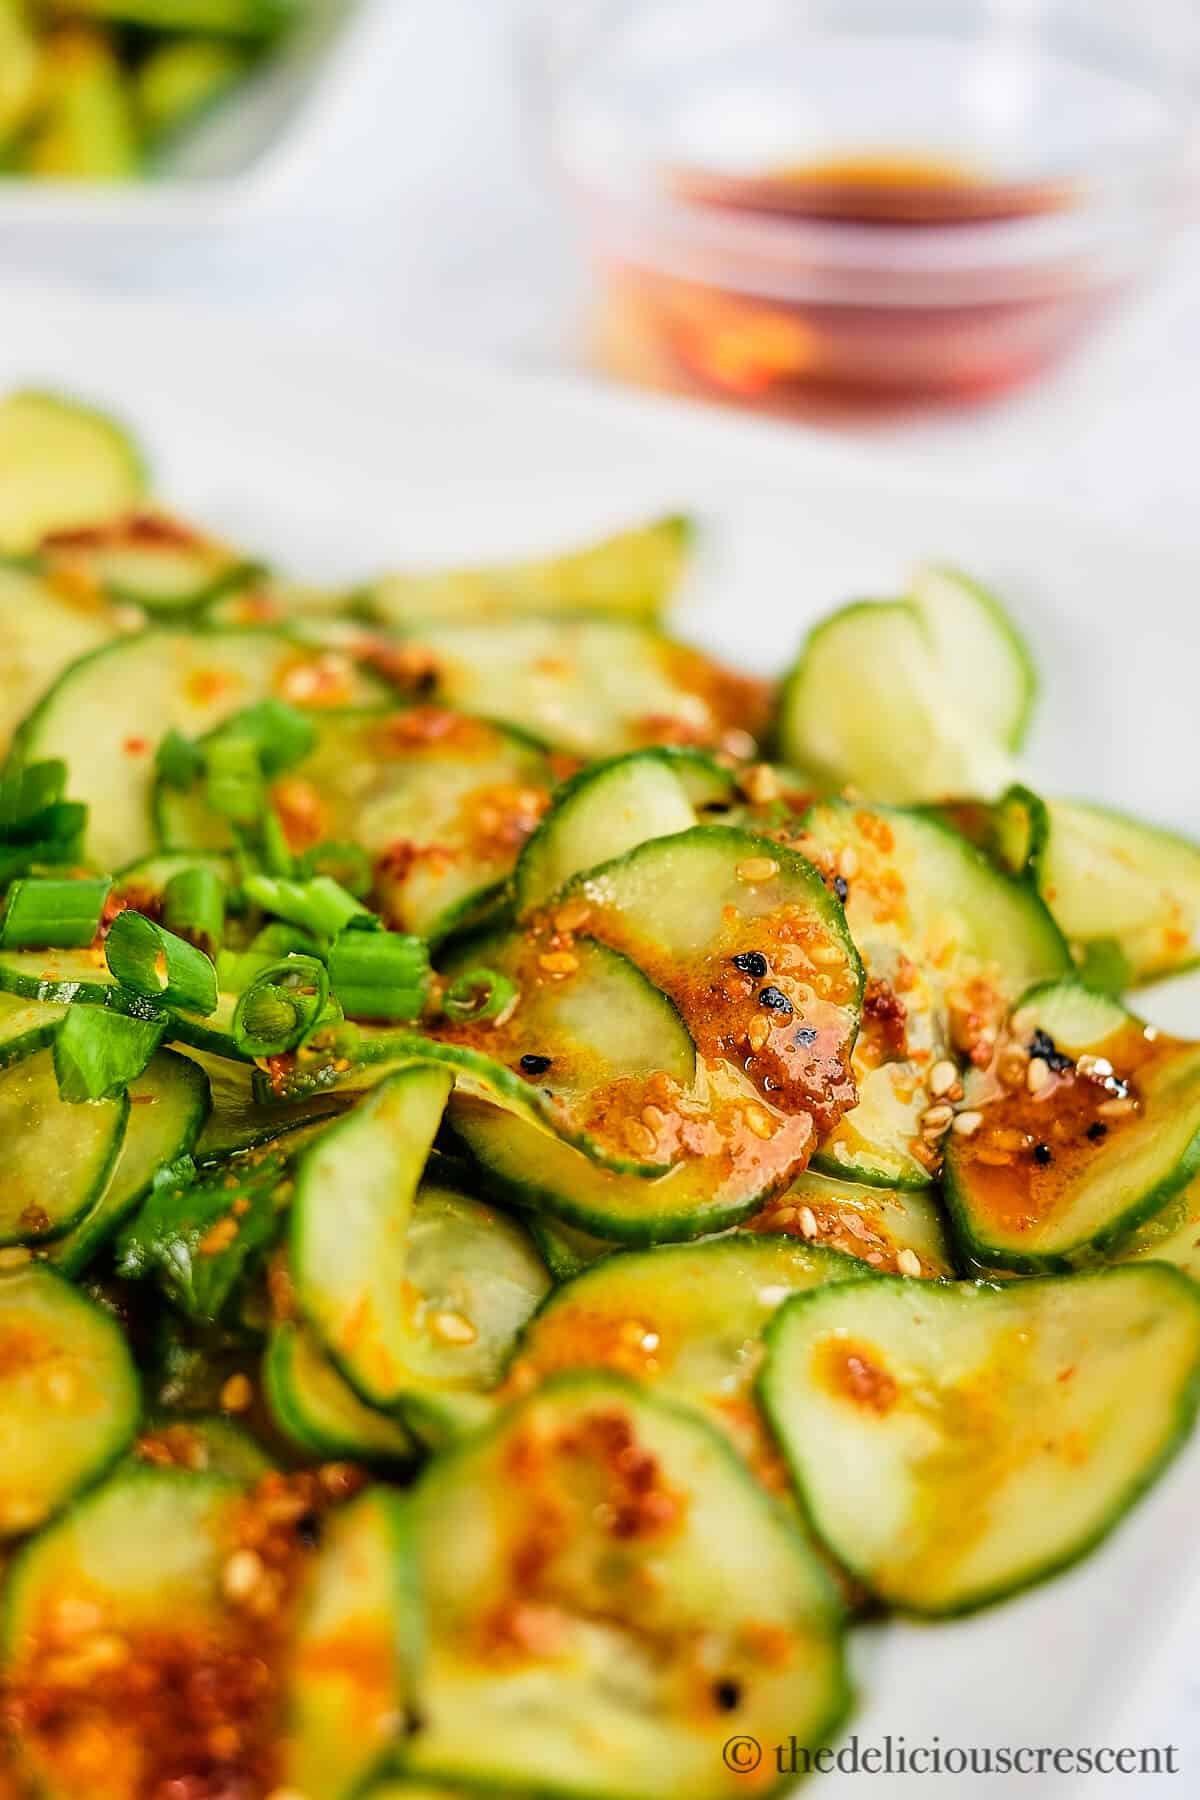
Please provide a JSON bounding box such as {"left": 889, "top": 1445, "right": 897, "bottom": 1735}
{"left": 0, "top": 0, "right": 380, "bottom": 231}
{"left": 0, "top": 286, "right": 1196, "bottom": 1798}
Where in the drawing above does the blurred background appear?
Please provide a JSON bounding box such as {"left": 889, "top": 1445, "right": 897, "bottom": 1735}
{"left": 0, "top": 0, "right": 1198, "bottom": 545}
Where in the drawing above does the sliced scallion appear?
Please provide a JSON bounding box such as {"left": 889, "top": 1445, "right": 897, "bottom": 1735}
{"left": 232, "top": 955, "right": 330, "bottom": 1057}
{"left": 53, "top": 1005, "right": 166, "bottom": 1102}
{"left": 105, "top": 910, "right": 219, "bottom": 1016}
{"left": 161, "top": 867, "right": 226, "bottom": 960}
{"left": 296, "top": 839, "right": 372, "bottom": 898}
{"left": 243, "top": 873, "right": 373, "bottom": 939}
{"left": 442, "top": 965, "right": 518, "bottom": 1023}
{"left": 0, "top": 877, "right": 110, "bottom": 949}
{"left": 327, "top": 927, "right": 430, "bottom": 1021}
{"left": 204, "top": 735, "right": 264, "bottom": 825}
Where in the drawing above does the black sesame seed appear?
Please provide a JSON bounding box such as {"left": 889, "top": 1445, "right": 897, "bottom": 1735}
{"left": 732, "top": 951, "right": 769, "bottom": 979}
{"left": 1032, "top": 1142, "right": 1053, "bottom": 1166}
{"left": 833, "top": 875, "right": 849, "bottom": 902}
{"left": 1086, "top": 1120, "right": 1108, "bottom": 1143}
{"left": 1029, "top": 1029, "right": 1073, "bottom": 1074}
{"left": 519, "top": 1054, "right": 552, "bottom": 1076}
{"left": 295, "top": 1512, "right": 322, "bottom": 1549}
{"left": 793, "top": 1025, "right": 818, "bottom": 1047}
{"left": 759, "top": 985, "right": 793, "bottom": 1014}
{"left": 713, "top": 1678, "right": 742, "bottom": 1712}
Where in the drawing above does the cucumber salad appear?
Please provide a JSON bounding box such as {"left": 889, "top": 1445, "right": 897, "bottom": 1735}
{"left": 0, "top": 389, "right": 1199, "bottom": 1799}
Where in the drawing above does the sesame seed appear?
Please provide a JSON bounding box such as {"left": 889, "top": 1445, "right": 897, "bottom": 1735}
{"left": 951, "top": 1110, "right": 983, "bottom": 1137}
{"left": 928, "top": 1059, "right": 958, "bottom": 1098}
{"left": 553, "top": 900, "right": 592, "bottom": 934}
{"left": 1026, "top": 1057, "right": 1052, "bottom": 1094}
{"left": 219, "top": 1373, "right": 253, "bottom": 1414}
{"left": 430, "top": 1310, "right": 478, "bottom": 1345}
{"left": 44, "top": 1369, "right": 77, "bottom": 1406}
{"left": 896, "top": 1248, "right": 922, "bottom": 1278}
{"left": 519, "top": 1054, "right": 552, "bottom": 1076}
{"left": 747, "top": 1015, "right": 771, "bottom": 1053}
{"left": 998, "top": 1047, "right": 1030, "bottom": 1089}
{"left": 1097, "top": 1096, "right": 1136, "bottom": 1119}
{"left": 538, "top": 950, "right": 579, "bottom": 976}
{"left": 742, "top": 763, "right": 779, "bottom": 805}
{"left": 731, "top": 951, "right": 768, "bottom": 979}
{"left": 744, "top": 1104, "right": 775, "bottom": 1140}
{"left": 624, "top": 1119, "right": 658, "bottom": 1158}
{"left": 838, "top": 847, "right": 859, "bottom": 879}
{"left": 758, "top": 985, "right": 793, "bottom": 1014}
{"left": 811, "top": 943, "right": 844, "bottom": 967}
{"left": 798, "top": 1206, "right": 819, "bottom": 1240}
{"left": 920, "top": 1103, "right": 954, "bottom": 1138}
{"left": 736, "top": 857, "right": 779, "bottom": 884}
{"left": 222, "top": 1549, "right": 263, "bottom": 1602}
{"left": 1076, "top": 1054, "right": 1113, "bottom": 1081}
{"left": 642, "top": 1104, "right": 667, "bottom": 1132}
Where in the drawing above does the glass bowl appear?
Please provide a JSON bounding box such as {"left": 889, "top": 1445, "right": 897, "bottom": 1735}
{"left": 534, "top": 0, "right": 1199, "bottom": 413}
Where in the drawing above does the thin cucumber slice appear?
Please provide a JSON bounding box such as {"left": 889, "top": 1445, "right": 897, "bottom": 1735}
{"left": 944, "top": 979, "right": 1200, "bottom": 1269}
{"left": 747, "top": 1170, "right": 954, "bottom": 1277}
{"left": 0, "top": 2, "right": 38, "bottom": 143}
{"left": 15, "top": 626, "right": 385, "bottom": 869}
{"left": 526, "top": 1213, "right": 614, "bottom": 1281}
{"left": 36, "top": 512, "right": 264, "bottom": 618}
{"left": 0, "top": 945, "right": 116, "bottom": 1005}
{"left": 434, "top": 931, "right": 695, "bottom": 1177}
{"left": 1, "top": 1465, "right": 254, "bottom": 1800}
{"left": 560, "top": 824, "right": 862, "bottom": 1129}
{"left": 909, "top": 564, "right": 1036, "bottom": 751}
{"left": 760, "top": 1265, "right": 1200, "bottom": 1615}
{"left": 1036, "top": 799, "right": 1200, "bottom": 986}
{"left": 290, "top": 1065, "right": 450, "bottom": 1407}
{"left": 294, "top": 1086, "right": 550, "bottom": 1427}
{"left": 61, "top": 0, "right": 295, "bottom": 38}
{"left": 0, "top": 1048, "right": 128, "bottom": 1245}
{"left": 803, "top": 800, "right": 1069, "bottom": 1188}
{"left": 281, "top": 1488, "right": 415, "bottom": 1800}
{"left": 934, "top": 782, "right": 1049, "bottom": 884}
{"left": 403, "top": 1372, "right": 848, "bottom": 1800}
{"left": 774, "top": 599, "right": 1016, "bottom": 804}
{"left": 0, "top": 390, "right": 145, "bottom": 554}
{"left": 513, "top": 746, "right": 736, "bottom": 919}
{"left": 18, "top": 25, "right": 138, "bottom": 180}
{"left": 159, "top": 706, "right": 553, "bottom": 943}
{"left": 135, "top": 1412, "right": 273, "bottom": 1481}
{"left": 392, "top": 616, "right": 768, "bottom": 759}
{"left": 1115, "top": 1171, "right": 1200, "bottom": 1281}
{"left": 366, "top": 513, "right": 694, "bottom": 626}
{"left": 265, "top": 1322, "right": 416, "bottom": 1463}
{"left": 0, "top": 1266, "right": 139, "bottom": 1537}
{"left": 0, "top": 562, "right": 114, "bottom": 757}
{"left": 137, "top": 38, "right": 255, "bottom": 149}
{"left": 0, "top": 988, "right": 65, "bottom": 1069}
{"left": 46, "top": 1049, "right": 210, "bottom": 1277}
{"left": 508, "top": 1236, "right": 864, "bottom": 1484}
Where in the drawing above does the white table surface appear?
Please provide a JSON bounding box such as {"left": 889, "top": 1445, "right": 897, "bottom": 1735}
{"left": 1, "top": 3, "right": 1197, "bottom": 1787}
{"left": 4, "top": 0, "right": 1199, "bottom": 552}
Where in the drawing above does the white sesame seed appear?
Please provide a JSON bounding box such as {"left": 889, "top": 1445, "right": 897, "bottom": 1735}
{"left": 928, "top": 1059, "right": 958, "bottom": 1098}
{"left": 1097, "top": 1096, "right": 1136, "bottom": 1120}
{"left": 222, "top": 1549, "right": 263, "bottom": 1602}
{"left": 896, "top": 1248, "right": 922, "bottom": 1278}
{"left": 430, "top": 1309, "right": 478, "bottom": 1345}
{"left": 1026, "top": 1057, "right": 1052, "bottom": 1094}
{"left": 838, "top": 846, "right": 859, "bottom": 879}
{"left": 951, "top": 1110, "right": 984, "bottom": 1137}
{"left": 920, "top": 1103, "right": 954, "bottom": 1138}
{"left": 798, "top": 1206, "right": 819, "bottom": 1240}
{"left": 1076, "top": 1054, "right": 1113, "bottom": 1081}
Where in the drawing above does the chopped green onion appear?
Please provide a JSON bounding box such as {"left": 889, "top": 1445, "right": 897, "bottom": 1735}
{"left": 0, "top": 877, "right": 110, "bottom": 949}
{"left": 216, "top": 946, "right": 276, "bottom": 992}
{"left": 442, "top": 966, "right": 518, "bottom": 1023}
{"left": 154, "top": 729, "right": 204, "bottom": 792}
{"left": 259, "top": 808, "right": 296, "bottom": 877}
{"left": 243, "top": 873, "right": 373, "bottom": 939}
{"left": 296, "top": 840, "right": 372, "bottom": 898}
{"left": 233, "top": 955, "right": 330, "bottom": 1057}
{"left": 0, "top": 758, "right": 67, "bottom": 831}
{"left": 105, "top": 911, "right": 219, "bottom": 1016}
{"left": 220, "top": 699, "right": 317, "bottom": 775}
{"left": 204, "top": 735, "right": 264, "bottom": 825}
{"left": 53, "top": 1005, "right": 166, "bottom": 1103}
{"left": 161, "top": 867, "right": 226, "bottom": 960}
{"left": 328, "top": 928, "right": 430, "bottom": 1021}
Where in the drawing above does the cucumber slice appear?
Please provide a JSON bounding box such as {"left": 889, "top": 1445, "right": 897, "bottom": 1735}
{"left": 435, "top": 931, "right": 695, "bottom": 1177}
{"left": 19, "top": 27, "right": 139, "bottom": 181}
{"left": 0, "top": 1, "right": 38, "bottom": 143}
{"left": 280, "top": 1488, "right": 414, "bottom": 1800}
{"left": 0, "top": 945, "right": 116, "bottom": 1005}
{"left": 909, "top": 565, "right": 1036, "bottom": 752}
{"left": 135, "top": 1412, "right": 273, "bottom": 1481}
{"left": 367, "top": 514, "right": 694, "bottom": 626}
{"left": 0, "top": 390, "right": 145, "bottom": 554}
{"left": 137, "top": 39, "right": 255, "bottom": 149}
{"left": 1115, "top": 1172, "right": 1200, "bottom": 1281}
{"left": 0, "top": 1048, "right": 128, "bottom": 1246}
{"left": 508, "top": 1236, "right": 864, "bottom": 1483}
{"left": 944, "top": 979, "right": 1200, "bottom": 1269}
{"left": 403, "top": 1371, "right": 848, "bottom": 1800}
{"left": 265, "top": 1323, "right": 415, "bottom": 1463}
{"left": 189, "top": 1046, "right": 350, "bottom": 1159}
{"left": 774, "top": 599, "right": 1016, "bottom": 804}
{"left": 0, "top": 562, "right": 114, "bottom": 757}
{"left": 934, "top": 782, "right": 1049, "bottom": 884}
{"left": 393, "top": 617, "right": 768, "bottom": 760}
{"left": 747, "top": 1170, "right": 954, "bottom": 1277}
{"left": 1036, "top": 799, "right": 1200, "bottom": 986}
{"left": 513, "top": 746, "right": 735, "bottom": 919}
{"left": 0, "top": 988, "right": 65, "bottom": 1069}
{"left": 62, "top": 0, "right": 294, "bottom": 37}
{"left": 15, "top": 626, "right": 385, "bottom": 870}
{"left": 0, "top": 1266, "right": 139, "bottom": 1537}
{"left": 526, "top": 1213, "right": 614, "bottom": 1280}
{"left": 35, "top": 513, "right": 264, "bottom": 619}
{"left": 803, "top": 800, "right": 1068, "bottom": 1188}
{"left": 1, "top": 1464, "right": 258, "bottom": 1800}
{"left": 46, "top": 1049, "right": 210, "bottom": 1277}
{"left": 294, "top": 1084, "right": 550, "bottom": 1426}
{"left": 760, "top": 1265, "right": 1200, "bottom": 1615}
{"left": 159, "top": 707, "right": 553, "bottom": 943}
